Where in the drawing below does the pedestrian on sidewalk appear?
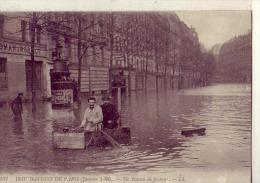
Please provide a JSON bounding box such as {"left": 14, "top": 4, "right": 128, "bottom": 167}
{"left": 101, "top": 96, "right": 119, "bottom": 129}
{"left": 11, "top": 93, "right": 23, "bottom": 120}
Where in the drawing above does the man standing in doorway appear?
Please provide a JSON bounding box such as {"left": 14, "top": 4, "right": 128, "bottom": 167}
{"left": 79, "top": 97, "right": 103, "bottom": 132}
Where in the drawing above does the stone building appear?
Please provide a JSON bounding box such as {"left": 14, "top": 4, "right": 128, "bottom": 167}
{"left": 0, "top": 12, "right": 205, "bottom": 101}
{"left": 0, "top": 13, "right": 51, "bottom": 101}
{"left": 106, "top": 12, "right": 204, "bottom": 92}
{"left": 218, "top": 32, "right": 252, "bottom": 83}
{"left": 45, "top": 12, "right": 110, "bottom": 96}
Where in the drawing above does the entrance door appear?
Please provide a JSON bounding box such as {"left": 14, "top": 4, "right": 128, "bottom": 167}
{"left": 25, "top": 60, "right": 42, "bottom": 91}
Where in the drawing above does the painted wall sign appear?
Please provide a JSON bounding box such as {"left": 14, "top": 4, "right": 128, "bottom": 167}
{"left": 0, "top": 39, "right": 45, "bottom": 57}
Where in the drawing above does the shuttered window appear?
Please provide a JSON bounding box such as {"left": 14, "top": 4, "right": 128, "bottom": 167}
{"left": 21, "top": 20, "right": 27, "bottom": 41}
{"left": 0, "top": 14, "right": 4, "bottom": 38}
{"left": 0, "top": 58, "right": 7, "bottom": 89}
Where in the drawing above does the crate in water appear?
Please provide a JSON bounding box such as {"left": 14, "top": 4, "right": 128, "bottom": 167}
{"left": 52, "top": 132, "right": 85, "bottom": 149}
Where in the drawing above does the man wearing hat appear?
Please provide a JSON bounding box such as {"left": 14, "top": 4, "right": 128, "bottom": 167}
{"left": 101, "top": 96, "right": 119, "bottom": 129}
{"left": 11, "top": 93, "right": 23, "bottom": 120}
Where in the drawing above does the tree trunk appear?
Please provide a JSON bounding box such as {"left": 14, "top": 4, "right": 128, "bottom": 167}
{"left": 127, "top": 55, "right": 131, "bottom": 96}
{"left": 109, "top": 13, "right": 114, "bottom": 95}
{"left": 77, "top": 17, "right": 82, "bottom": 102}
{"left": 144, "top": 50, "right": 149, "bottom": 94}
{"left": 164, "top": 66, "right": 167, "bottom": 90}
{"left": 156, "top": 64, "right": 158, "bottom": 93}
{"left": 31, "top": 12, "right": 36, "bottom": 111}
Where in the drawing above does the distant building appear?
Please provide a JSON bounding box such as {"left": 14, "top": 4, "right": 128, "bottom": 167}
{"left": 210, "top": 44, "right": 222, "bottom": 58}
{"left": 218, "top": 32, "right": 252, "bottom": 83}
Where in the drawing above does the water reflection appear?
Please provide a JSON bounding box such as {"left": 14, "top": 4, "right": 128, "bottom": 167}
{"left": 0, "top": 84, "right": 251, "bottom": 173}
{"left": 11, "top": 117, "right": 24, "bottom": 135}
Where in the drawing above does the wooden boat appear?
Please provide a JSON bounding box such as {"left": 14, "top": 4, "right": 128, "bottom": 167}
{"left": 181, "top": 127, "right": 206, "bottom": 136}
{"left": 52, "top": 126, "right": 131, "bottom": 149}
{"left": 53, "top": 132, "right": 85, "bottom": 149}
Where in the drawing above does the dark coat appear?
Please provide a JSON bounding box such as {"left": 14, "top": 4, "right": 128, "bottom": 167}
{"left": 101, "top": 102, "right": 119, "bottom": 129}
{"left": 11, "top": 96, "right": 23, "bottom": 116}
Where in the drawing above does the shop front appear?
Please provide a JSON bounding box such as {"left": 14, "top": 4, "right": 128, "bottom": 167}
{"left": 0, "top": 38, "right": 49, "bottom": 101}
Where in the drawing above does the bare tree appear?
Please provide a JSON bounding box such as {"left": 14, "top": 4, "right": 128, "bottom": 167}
{"left": 108, "top": 12, "right": 115, "bottom": 94}
{"left": 25, "top": 12, "right": 49, "bottom": 111}
{"left": 30, "top": 12, "right": 37, "bottom": 110}
{"left": 56, "top": 13, "right": 106, "bottom": 102}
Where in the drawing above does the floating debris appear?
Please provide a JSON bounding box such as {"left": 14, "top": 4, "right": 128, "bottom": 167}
{"left": 181, "top": 127, "right": 206, "bottom": 137}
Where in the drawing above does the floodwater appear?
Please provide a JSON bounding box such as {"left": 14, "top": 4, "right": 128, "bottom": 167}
{"left": 0, "top": 84, "right": 251, "bottom": 176}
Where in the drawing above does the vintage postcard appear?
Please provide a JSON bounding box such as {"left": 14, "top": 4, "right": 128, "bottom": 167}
{"left": 0, "top": 0, "right": 258, "bottom": 183}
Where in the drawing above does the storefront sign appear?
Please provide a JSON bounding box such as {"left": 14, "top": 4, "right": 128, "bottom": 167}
{"left": 53, "top": 89, "right": 73, "bottom": 105}
{"left": 0, "top": 40, "right": 43, "bottom": 57}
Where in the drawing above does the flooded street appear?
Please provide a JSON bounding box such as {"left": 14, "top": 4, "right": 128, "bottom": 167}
{"left": 0, "top": 84, "right": 251, "bottom": 175}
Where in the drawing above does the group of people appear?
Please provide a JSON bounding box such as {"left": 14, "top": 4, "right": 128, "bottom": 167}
{"left": 10, "top": 93, "right": 120, "bottom": 131}
{"left": 79, "top": 96, "right": 119, "bottom": 132}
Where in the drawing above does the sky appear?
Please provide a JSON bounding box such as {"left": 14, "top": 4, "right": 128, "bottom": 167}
{"left": 175, "top": 11, "right": 251, "bottom": 50}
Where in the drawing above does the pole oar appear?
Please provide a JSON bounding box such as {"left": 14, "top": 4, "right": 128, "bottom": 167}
{"left": 79, "top": 123, "right": 121, "bottom": 148}
{"left": 86, "top": 133, "right": 95, "bottom": 147}
{"left": 100, "top": 129, "right": 121, "bottom": 148}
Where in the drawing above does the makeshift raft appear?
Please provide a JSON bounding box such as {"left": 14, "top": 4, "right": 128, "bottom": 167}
{"left": 52, "top": 126, "right": 131, "bottom": 149}
{"left": 181, "top": 127, "right": 206, "bottom": 136}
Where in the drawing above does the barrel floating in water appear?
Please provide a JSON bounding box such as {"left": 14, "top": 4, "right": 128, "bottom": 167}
{"left": 181, "top": 127, "right": 206, "bottom": 136}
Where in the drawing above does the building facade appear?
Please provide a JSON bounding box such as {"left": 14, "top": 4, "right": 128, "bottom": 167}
{"left": 0, "top": 13, "right": 52, "bottom": 101}
{"left": 0, "top": 12, "right": 206, "bottom": 101}
{"left": 218, "top": 32, "right": 252, "bottom": 83}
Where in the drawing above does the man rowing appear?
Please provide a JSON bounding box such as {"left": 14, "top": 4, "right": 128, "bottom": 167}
{"left": 78, "top": 96, "right": 120, "bottom": 148}
{"left": 79, "top": 97, "right": 103, "bottom": 132}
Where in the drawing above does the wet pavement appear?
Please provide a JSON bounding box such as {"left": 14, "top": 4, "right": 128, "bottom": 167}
{"left": 0, "top": 84, "right": 251, "bottom": 175}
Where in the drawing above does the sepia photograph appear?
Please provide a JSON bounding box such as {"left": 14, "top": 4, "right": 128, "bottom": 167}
{"left": 0, "top": 1, "right": 255, "bottom": 182}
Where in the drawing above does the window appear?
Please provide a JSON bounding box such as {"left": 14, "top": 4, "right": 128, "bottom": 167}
{"left": 92, "top": 46, "right": 96, "bottom": 63}
{"left": 0, "top": 14, "right": 4, "bottom": 38}
{"left": 0, "top": 58, "right": 7, "bottom": 89}
{"left": 101, "top": 46, "right": 104, "bottom": 65}
{"left": 29, "top": 23, "right": 41, "bottom": 43}
{"left": 36, "top": 25, "right": 41, "bottom": 44}
{"left": 21, "top": 20, "right": 27, "bottom": 41}
{"left": 64, "top": 38, "right": 71, "bottom": 59}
